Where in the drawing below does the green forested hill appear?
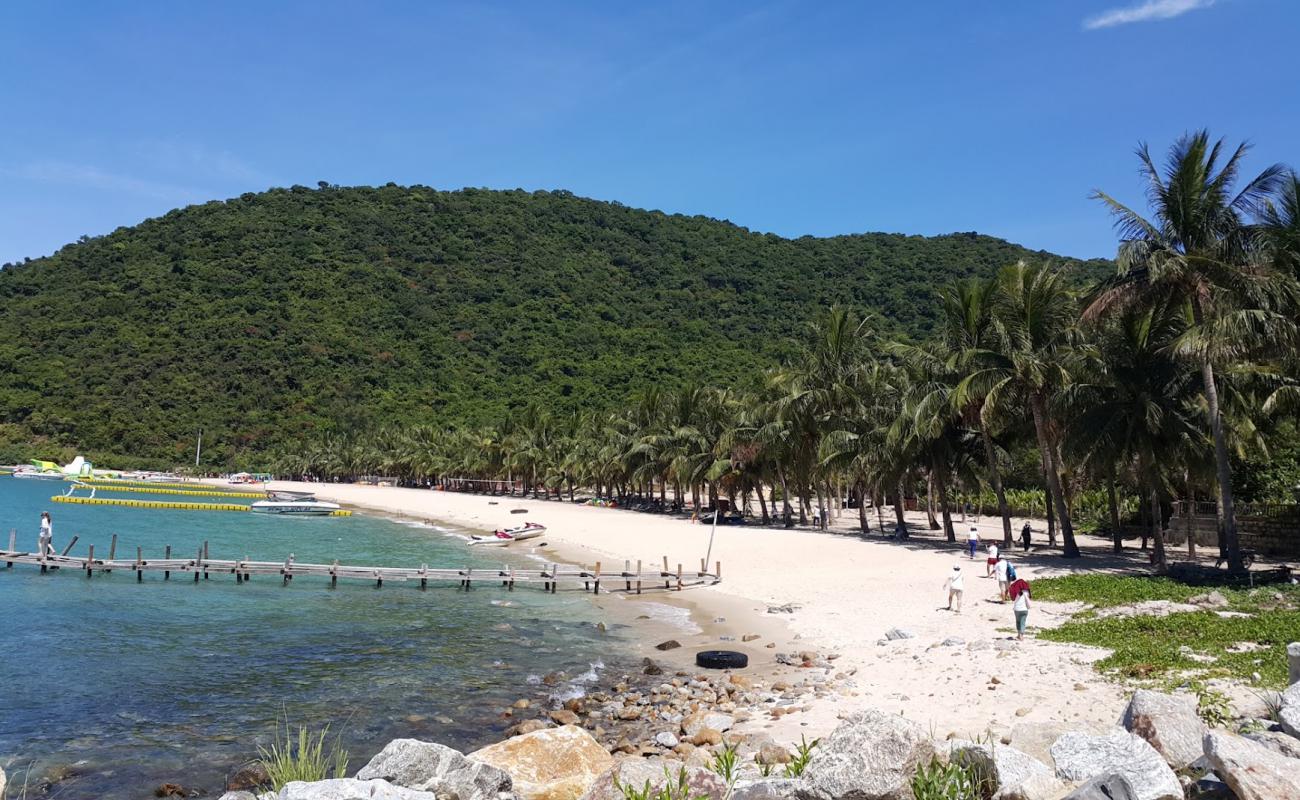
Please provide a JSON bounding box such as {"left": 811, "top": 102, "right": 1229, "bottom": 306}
{"left": 0, "top": 185, "right": 1109, "bottom": 467}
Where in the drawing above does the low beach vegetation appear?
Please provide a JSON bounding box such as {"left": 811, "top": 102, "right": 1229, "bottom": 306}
{"left": 257, "top": 721, "right": 350, "bottom": 791}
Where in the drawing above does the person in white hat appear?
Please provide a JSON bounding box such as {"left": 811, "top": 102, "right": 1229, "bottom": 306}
{"left": 943, "top": 563, "right": 965, "bottom": 613}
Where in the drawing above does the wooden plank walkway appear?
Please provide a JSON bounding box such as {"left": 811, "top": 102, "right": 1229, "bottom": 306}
{"left": 0, "top": 537, "right": 720, "bottom": 594}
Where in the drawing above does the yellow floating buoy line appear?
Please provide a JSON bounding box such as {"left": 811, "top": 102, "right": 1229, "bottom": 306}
{"left": 49, "top": 495, "right": 351, "bottom": 516}
{"left": 78, "top": 477, "right": 217, "bottom": 492}
{"left": 77, "top": 484, "right": 266, "bottom": 499}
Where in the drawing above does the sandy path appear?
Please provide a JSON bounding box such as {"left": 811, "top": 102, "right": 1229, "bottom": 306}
{"left": 253, "top": 481, "right": 1131, "bottom": 744}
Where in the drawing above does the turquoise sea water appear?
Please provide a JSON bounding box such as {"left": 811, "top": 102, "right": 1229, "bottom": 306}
{"left": 0, "top": 478, "right": 624, "bottom": 798}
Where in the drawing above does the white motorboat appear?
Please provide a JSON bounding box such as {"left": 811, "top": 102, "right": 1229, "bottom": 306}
{"left": 468, "top": 522, "right": 547, "bottom": 546}
{"left": 250, "top": 490, "right": 341, "bottom": 516}
{"left": 12, "top": 469, "right": 64, "bottom": 480}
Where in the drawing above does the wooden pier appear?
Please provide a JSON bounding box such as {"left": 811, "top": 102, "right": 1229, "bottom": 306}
{"left": 0, "top": 533, "right": 720, "bottom": 594}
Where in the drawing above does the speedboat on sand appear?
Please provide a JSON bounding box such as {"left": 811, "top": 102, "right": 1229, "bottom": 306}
{"left": 250, "top": 490, "right": 341, "bottom": 516}
{"left": 468, "top": 522, "right": 547, "bottom": 546}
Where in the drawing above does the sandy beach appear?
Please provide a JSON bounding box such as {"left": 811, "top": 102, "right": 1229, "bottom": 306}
{"left": 255, "top": 481, "right": 1134, "bottom": 746}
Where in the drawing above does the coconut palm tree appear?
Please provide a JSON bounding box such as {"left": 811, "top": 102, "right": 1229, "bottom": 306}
{"left": 1090, "top": 131, "right": 1293, "bottom": 572}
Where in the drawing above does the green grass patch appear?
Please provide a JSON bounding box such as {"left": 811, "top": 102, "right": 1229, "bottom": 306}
{"left": 1034, "top": 574, "right": 1300, "bottom": 688}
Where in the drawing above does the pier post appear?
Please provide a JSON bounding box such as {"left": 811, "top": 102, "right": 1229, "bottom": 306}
{"left": 60, "top": 536, "right": 79, "bottom": 557}
{"left": 636, "top": 559, "right": 642, "bottom": 595}
{"left": 662, "top": 556, "right": 670, "bottom": 589}
{"left": 676, "top": 563, "right": 683, "bottom": 591}
{"left": 419, "top": 563, "right": 426, "bottom": 590}
{"left": 699, "top": 558, "right": 706, "bottom": 577}
{"left": 375, "top": 569, "right": 382, "bottom": 588}
{"left": 282, "top": 554, "right": 293, "bottom": 585}
{"left": 106, "top": 533, "right": 117, "bottom": 573}
{"left": 551, "top": 566, "right": 557, "bottom": 594}
{"left": 716, "top": 561, "right": 721, "bottom": 582}
{"left": 593, "top": 561, "right": 601, "bottom": 594}
{"left": 136, "top": 546, "right": 143, "bottom": 582}
{"left": 86, "top": 544, "right": 94, "bottom": 577}
{"left": 164, "top": 545, "right": 171, "bottom": 580}
{"left": 624, "top": 560, "right": 631, "bottom": 592}
{"left": 331, "top": 560, "right": 339, "bottom": 589}
{"left": 6, "top": 528, "right": 14, "bottom": 567}
{"left": 203, "top": 541, "right": 210, "bottom": 579}
{"left": 244, "top": 554, "right": 250, "bottom": 582}
{"left": 463, "top": 567, "right": 472, "bottom": 591}
{"left": 194, "top": 546, "right": 202, "bottom": 582}
{"left": 508, "top": 567, "right": 515, "bottom": 592}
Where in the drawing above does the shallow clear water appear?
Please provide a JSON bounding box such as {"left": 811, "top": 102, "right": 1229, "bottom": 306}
{"left": 0, "top": 478, "right": 625, "bottom": 798}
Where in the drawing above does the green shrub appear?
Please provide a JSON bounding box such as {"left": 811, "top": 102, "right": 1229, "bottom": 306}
{"left": 783, "top": 735, "right": 818, "bottom": 778}
{"left": 258, "top": 720, "right": 350, "bottom": 790}
{"left": 616, "top": 767, "right": 709, "bottom": 800}
{"left": 910, "top": 756, "right": 991, "bottom": 800}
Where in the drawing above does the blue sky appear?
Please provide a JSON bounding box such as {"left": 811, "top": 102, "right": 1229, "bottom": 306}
{"left": 2, "top": 0, "right": 1297, "bottom": 264}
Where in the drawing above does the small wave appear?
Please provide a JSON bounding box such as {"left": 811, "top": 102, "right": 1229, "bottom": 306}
{"left": 635, "top": 602, "right": 703, "bottom": 634}
{"left": 551, "top": 660, "right": 605, "bottom": 703}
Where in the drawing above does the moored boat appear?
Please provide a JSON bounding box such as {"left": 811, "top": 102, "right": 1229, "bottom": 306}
{"left": 250, "top": 490, "right": 341, "bottom": 516}
{"left": 468, "top": 522, "right": 546, "bottom": 546}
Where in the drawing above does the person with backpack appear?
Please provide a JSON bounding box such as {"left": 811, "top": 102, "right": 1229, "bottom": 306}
{"left": 1009, "top": 576, "right": 1032, "bottom": 640}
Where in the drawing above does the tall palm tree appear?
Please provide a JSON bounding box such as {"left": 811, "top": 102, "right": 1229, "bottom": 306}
{"left": 959, "top": 261, "right": 1083, "bottom": 558}
{"left": 1090, "top": 131, "right": 1292, "bottom": 572}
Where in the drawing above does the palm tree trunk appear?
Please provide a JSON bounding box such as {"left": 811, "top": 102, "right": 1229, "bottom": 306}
{"left": 875, "top": 489, "right": 886, "bottom": 533}
{"left": 1030, "top": 394, "right": 1079, "bottom": 557}
{"left": 777, "top": 465, "right": 793, "bottom": 528}
{"left": 757, "top": 490, "right": 770, "bottom": 525}
{"left": 857, "top": 481, "right": 869, "bottom": 533}
{"left": 934, "top": 466, "right": 956, "bottom": 542}
{"left": 1184, "top": 471, "right": 1196, "bottom": 559}
{"left": 1198, "top": 358, "right": 1243, "bottom": 571}
{"left": 894, "top": 479, "right": 908, "bottom": 538}
{"left": 925, "top": 473, "right": 940, "bottom": 530}
{"left": 1149, "top": 485, "right": 1167, "bottom": 574}
{"left": 980, "top": 428, "right": 1013, "bottom": 548}
{"left": 1107, "top": 481, "right": 1122, "bottom": 553}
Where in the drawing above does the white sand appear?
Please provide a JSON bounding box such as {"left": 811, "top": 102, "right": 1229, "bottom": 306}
{"left": 256, "top": 481, "right": 1131, "bottom": 743}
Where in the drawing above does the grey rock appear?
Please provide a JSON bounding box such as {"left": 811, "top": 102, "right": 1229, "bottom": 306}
{"left": 1009, "top": 721, "right": 1073, "bottom": 767}
{"left": 682, "top": 710, "right": 735, "bottom": 737}
{"left": 1118, "top": 689, "right": 1207, "bottom": 769}
{"left": 654, "top": 732, "right": 680, "bottom": 749}
{"left": 0, "top": 767, "right": 5, "bottom": 799}
{"left": 1280, "top": 681, "right": 1300, "bottom": 738}
{"left": 219, "top": 794, "right": 258, "bottom": 800}
{"left": 357, "top": 739, "right": 512, "bottom": 799}
{"left": 1050, "top": 730, "right": 1181, "bottom": 800}
{"left": 991, "top": 773, "right": 1072, "bottom": 800}
{"left": 1203, "top": 730, "right": 1300, "bottom": 800}
{"left": 732, "top": 778, "right": 800, "bottom": 800}
{"left": 578, "top": 758, "right": 728, "bottom": 800}
{"left": 1289, "top": 641, "right": 1300, "bottom": 685}
{"left": 1189, "top": 591, "right": 1230, "bottom": 608}
{"left": 277, "top": 779, "right": 439, "bottom": 800}
{"left": 1244, "top": 729, "right": 1300, "bottom": 760}
{"left": 794, "top": 708, "right": 934, "bottom": 800}
{"left": 884, "top": 628, "right": 915, "bottom": 641}
{"left": 949, "top": 741, "right": 1052, "bottom": 795}
{"left": 1060, "top": 773, "right": 1139, "bottom": 800}
{"left": 939, "top": 637, "right": 965, "bottom": 647}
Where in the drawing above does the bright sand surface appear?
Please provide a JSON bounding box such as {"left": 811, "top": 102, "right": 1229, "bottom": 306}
{"left": 254, "top": 481, "right": 1132, "bottom": 744}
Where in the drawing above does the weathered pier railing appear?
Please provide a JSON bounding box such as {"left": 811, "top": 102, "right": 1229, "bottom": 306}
{"left": 0, "top": 532, "right": 721, "bottom": 595}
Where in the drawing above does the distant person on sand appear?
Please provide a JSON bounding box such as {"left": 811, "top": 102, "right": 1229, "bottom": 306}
{"left": 966, "top": 525, "right": 980, "bottom": 559}
{"left": 995, "top": 556, "right": 1011, "bottom": 602}
{"left": 1009, "top": 577, "right": 1032, "bottom": 640}
{"left": 944, "top": 564, "right": 964, "bottom": 613}
{"left": 986, "top": 542, "right": 999, "bottom": 577}
{"left": 39, "top": 511, "right": 53, "bottom": 555}
{"left": 1020, "top": 521, "right": 1032, "bottom": 552}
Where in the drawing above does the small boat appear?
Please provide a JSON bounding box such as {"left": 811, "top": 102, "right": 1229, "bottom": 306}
{"left": 12, "top": 468, "right": 65, "bottom": 480}
{"left": 468, "top": 522, "right": 547, "bottom": 546}
{"left": 250, "top": 490, "right": 341, "bottom": 516}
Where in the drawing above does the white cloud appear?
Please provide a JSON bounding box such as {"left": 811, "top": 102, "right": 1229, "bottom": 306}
{"left": 3, "top": 160, "right": 203, "bottom": 201}
{"left": 1084, "top": 0, "right": 1216, "bottom": 30}
{"left": 137, "top": 141, "right": 273, "bottom": 185}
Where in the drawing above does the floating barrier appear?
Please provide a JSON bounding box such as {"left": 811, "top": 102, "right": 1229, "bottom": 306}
{"left": 49, "top": 495, "right": 351, "bottom": 516}
{"left": 75, "top": 484, "right": 266, "bottom": 499}
{"left": 78, "top": 478, "right": 214, "bottom": 491}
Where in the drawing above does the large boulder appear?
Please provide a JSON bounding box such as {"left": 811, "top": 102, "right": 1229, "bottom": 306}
{"left": 578, "top": 758, "right": 728, "bottom": 800}
{"left": 1050, "top": 731, "right": 1181, "bottom": 800}
{"left": 1280, "top": 682, "right": 1300, "bottom": 738}
{"left": 1, "top": 767, "right": 5, "bottom": 799}
{"left": 1244, "top": 729, "right": 1300, "bottom": 760}
{"left": 469, "top": 725, "right": 614, "bottom": 800}
{"left": 992, "top": 773, "right": 1073, "bottom": 800}
{"left": 794, "top": 708, "right": 935, "bottom": 800}
{"left": 277, "top": 779, "right": 439, "bottom": 799}
{"left": 1009, "top": 722, "right": 1074, "bottom": 768}
{"left": 948, "top": 741, "right": 1053, "bottom": 798}
{"left": 732, "top": 779, "right": 800, "bottom": 800}
{"left": 1288, "top": 641, "right": 1300, "bottom": 685}
{"left": 681, "top": 710, "right": 735, "bottom": 737}
{"left": 1203, "top": 730, "right": 1300, "bottom": 800}
{"left": 218, "top": 793, "right": 257, "bottom": 800}
{"left": 1118, "top": 689, "right": 1207, "bottom": 769}
{"left": 1060, "top": 773, "right": 1139, "bottom": 800}
{"left": 357, "top": 739, "right": 513, "bottom": 800}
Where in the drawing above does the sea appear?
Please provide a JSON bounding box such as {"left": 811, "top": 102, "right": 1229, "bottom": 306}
{"left": 0, "top": 477, "right": 629, "bottom": 798}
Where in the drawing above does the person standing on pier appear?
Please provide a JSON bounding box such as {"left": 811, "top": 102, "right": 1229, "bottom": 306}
{"left": 39, "top": 511, "right": 53, "bottom": 555}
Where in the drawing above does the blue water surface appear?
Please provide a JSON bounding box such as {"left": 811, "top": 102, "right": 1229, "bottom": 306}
{"left": 0, "top": 477, "right": 622, "bottom": 798}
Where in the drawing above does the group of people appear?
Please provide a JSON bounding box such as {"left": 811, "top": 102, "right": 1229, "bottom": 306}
{"left": 946, "top": 522, "right": 1033, "bottom": 640}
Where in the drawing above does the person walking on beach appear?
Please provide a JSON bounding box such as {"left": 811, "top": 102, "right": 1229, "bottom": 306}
{"left": 966, "top": 524, "right": 980, "bottom": 559}
{"left": 39, "top": 511, "right": 53, "bottom": 555}
{"left": 1009, "top": 576, "right": 1032, "bottom": 640}
{"left": 944, "top": 564, "right": 965, "bottom": 613}
{"left": 994, "top": 555, "right": 1011, "bottom": 601}
{"left": 1020, "top": 521, "right": 1032, "bottom": 552}
{"left": 985, "top": 542, "right": 999, "bottom": 577}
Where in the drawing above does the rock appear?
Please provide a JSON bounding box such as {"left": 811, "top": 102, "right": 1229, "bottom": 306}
{"left": 939, "top": 637, "right": 965, "bottom": 647}
{"left": 1050, "top": 730, "right": 1181, "bottom": 800}
{"left": 357, "top": 739, "right": 513, "bottom": 799}
{"left": 795, "top": 708, "right": 935, "bottom": 800}
{"left": 691, "top": 728, "right": 723, "bottom": 747}
{"left": 507, "top": 719, "right": 549, "bottom": 737}
{"left": 884, "top": 628, "right": 915, "bottom": 641}
{"left": 732, "top": 778, "right": 800, "bottom": 800}
{"left": 742, "top": 634, "right": 761, "bottom": 643}
{"left": 1, "top": 769, "right": 6, "bottom": 800}
{"left": 470, "top": 724, "right": 614, "bottom": 800}
{"left": 1059, "top": 773, "right": 1139, "bottom": 800}
{"left": 656, "top": 640, "right": 682, "bottom": 651}
{"left": 950, "top": 741, "right": 1052, "bottom": 796}
{"left": 578, "top": 758, "right": 728, "bottom": 800}
{"left": 1289, "top": 642, "right": 1300, "bottom": 685}
{"left": 1189, "top": 591, "right": 1230, "bottom": 608}
{"left": 767, "top": 604, "right": 801, "bottom": 614}
{"left": 756, "top": 743, "right": 792, "bottom": 765}
{"left": 1118, "top": 689, "right": 1207, "bottom": 769}
{"left": 277, "top": 779, "right": 438, "bottom": 799}
{"left": 1280, "top": 682, "right": 1300, "bottom": 737}
{"left": 654, "top": 732, "right": 680, "bottom": 749}
{"left": 155, "top": 785, "right": 188, "bottom": 798}
{"left": 550, "top": 710, "right": 581, "bottom": 726}
{"left": 219, "top": 793, "right": 258, "bottom": 800}
{"left": 642, "top": 661, "right": 664, "bottom": 676}
{"left": 682, "top": 710, "right": 735, "bottom": 737}
{"left": 1009, "top": 722, "right": 1073, "bottom": 767}
{"left": 992, "top": 772, "right": 1072, "bottom": 800}
{"left": 1244, "top": 729, "right": 1300, "bottom": 760}
{"left": 1203, "top": 730, "right": 1300, "bottom": 800}
{"left": 228, "top": 761, "right": 273, "bottom": 792}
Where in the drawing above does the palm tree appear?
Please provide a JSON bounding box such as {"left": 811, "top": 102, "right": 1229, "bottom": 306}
{"left": 1090, "top": 131, "right": 1292, "bottom": 572}
{"left": 959, "top": 261, "right": 1083, "bottom": 558}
